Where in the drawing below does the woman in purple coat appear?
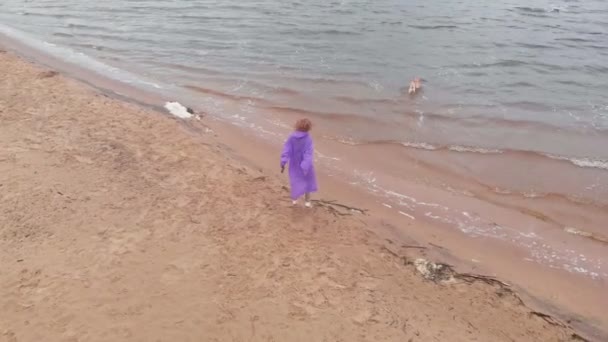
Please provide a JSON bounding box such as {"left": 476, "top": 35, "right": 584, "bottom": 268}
{"left": 281, "top": 119, "right": 318, "bottom": 207}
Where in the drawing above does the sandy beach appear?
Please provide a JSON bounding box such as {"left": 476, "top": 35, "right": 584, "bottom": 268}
{"left": 0, "top": 48, "right": 596, "bottom": 341}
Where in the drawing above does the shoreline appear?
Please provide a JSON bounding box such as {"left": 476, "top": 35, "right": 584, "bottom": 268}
{"left": 0, "top": 40, "right": 606, "bottom": 340}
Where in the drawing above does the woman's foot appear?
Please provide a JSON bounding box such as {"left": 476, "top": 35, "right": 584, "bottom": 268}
{"left": 304, "top": 201, "right": 312, "bottom": 208}
{"left": 292, "top": 200, "right": 298, "bottom": 206}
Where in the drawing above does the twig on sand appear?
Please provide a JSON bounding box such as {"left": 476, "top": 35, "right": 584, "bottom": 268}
{"left": 530, "top": 311, "right": 568, "bottom": 328}
{"left": 455, "top": 273, "right": 511, "bottom": 287}
{"left": 311, "top": 199, "right": 368, "bottom": 215}
{"left": 381, "top": 246, "right": 400, "bottom": 258}
{"left": 326, "top": 206, "right": 352, "bottom": 217}
{"left": 401, "top": 244, "right": 427, "bottom": 249}
{"left": 429, "top": 243, "right": 446, "bottom": 250}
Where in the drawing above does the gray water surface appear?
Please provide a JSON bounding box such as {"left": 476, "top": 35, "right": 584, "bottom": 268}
{"left": 1, "top": 0, "right": 607, "bottom": 151}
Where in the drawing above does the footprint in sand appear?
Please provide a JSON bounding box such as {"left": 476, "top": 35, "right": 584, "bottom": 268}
{"left": 161, "top": 264, "right": 185, "bottom": 286}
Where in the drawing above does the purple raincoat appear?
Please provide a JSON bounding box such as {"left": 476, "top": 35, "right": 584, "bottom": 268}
{"left": 280, "top": 131, "right": 318, "bottom": 200}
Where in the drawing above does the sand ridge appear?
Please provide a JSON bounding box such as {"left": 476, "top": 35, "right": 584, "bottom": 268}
{"left": 0, "top": 51, "right": 584, "bottom": 341}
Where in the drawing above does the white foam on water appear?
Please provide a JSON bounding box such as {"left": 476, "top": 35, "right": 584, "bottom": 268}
{"left": 425, "top": 212, "right": 452, "bottom": 223}
{"left": 399, "top": 141, "right": 608, "bottom": 172}
{"left": 564, "top": 226, "right": 592, "bottom": 238}
{"left": 523, "top": 191, "right": 541, "bottom": 198}
{"left": 316, "top": 151, "right": 341, "bottom": 161}
{"left": 386, "top": 190, "right": 417, "bottom": 203}
{"left": 351, "top": 168, "right": 607, "bottom": 280}
{"left": 401, "top": 141, "right": 437, "bottom": 150}
{"left": 417, "top": 200, "right": 448, "bottom": 210}
{"left": 400, "top": 142, "right": 503, "bottom": 155}
{"left": 545, "top": 153, "right": 608, "bottom": 171}
{"left": 353, "top": 170, "right": 377, "bottom": 185}
{"left": 399, "top": 211, "right": 416, "bottom": 220}
{"left": 334, "top": 136, "right": 358, "bottom": 146}
{"left": 447, "top": 145, "right": 503, "bottom": 154}
{"left": 231, "top": 114, "right": 247, "bottom": 121}
{"left": 0, "top": 23, "right": 169, "bottom": 92}
{"left": 367, "top": 80, "right": 383, "bottom": 92}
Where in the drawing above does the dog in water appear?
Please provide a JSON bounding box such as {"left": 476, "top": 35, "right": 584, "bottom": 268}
{"left": 408, "top": 77, "right": 422, "bottom": 95}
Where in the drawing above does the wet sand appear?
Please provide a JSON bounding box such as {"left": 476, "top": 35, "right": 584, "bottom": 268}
{"left": 0, "top": 48, "right": 597, "bottom": 341}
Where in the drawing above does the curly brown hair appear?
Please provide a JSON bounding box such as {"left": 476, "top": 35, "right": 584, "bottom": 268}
{"left": 295, "top": 118, "right": 312, "bottom": 132}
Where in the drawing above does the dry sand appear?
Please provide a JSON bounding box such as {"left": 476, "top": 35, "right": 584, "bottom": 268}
{"left": 0, "top": 50, "right": 587, "bottom": 341}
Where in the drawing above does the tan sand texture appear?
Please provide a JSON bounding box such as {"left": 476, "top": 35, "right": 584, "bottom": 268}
{"left": 0, "top": 51, "right": 587, "bottom": 341}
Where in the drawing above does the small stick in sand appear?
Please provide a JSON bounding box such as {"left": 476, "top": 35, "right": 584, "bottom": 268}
{"left": 311, "top": 199, "right": 368, "bottom": 214}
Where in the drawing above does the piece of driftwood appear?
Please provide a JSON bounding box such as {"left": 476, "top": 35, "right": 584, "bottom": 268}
{"left": 401, "top": 244, "right": 427, "bottom": 249}
{"left": 378, "top": 248, "right": 586, "bottom": 340}
{"left": 530, "top": 311, "right": 567, "bottom": 328}
{"left": 326, "top": 206, "right": 352, "bottom": 217}
{"left": 455, "top": 273, "right": 511, "bottom": 287}
{"left": 311, "top": 199, "right": 368, "bottom": 214}
{"left": 428, "top": 243, "right": 446, "bottom": 250}
{"left": 381, "top": 246, "right": 400, "bottom": 258}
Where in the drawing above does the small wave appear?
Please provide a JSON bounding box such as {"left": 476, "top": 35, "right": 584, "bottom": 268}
{"left": 66, "top": 23, "right": 112, "bottom": 31}
{"left": 263, "top": 106, "right": 382, "bottom": 125}
{"left": 401, "top": 142, "right": 437, "bottom": 150}
{"left": 556, "top": 79, "right": 586, "bottom": 87}
{"left": 339, "top": 138, "right": 608, "bottom": 172}
{"left": 513, "top": 7, "right": 546, "bottom": 13}
{"left": 556, "top": 37, "right": 593, "bottom": 43}
{"left": 408, "top": 25, "right": 458, "bottom": 30}
{"left": 545, "top": 154, "right": 608, "bottom": 170}
{"left": 564, "top": 227, "right": 592, "bottom": 238}
{"left": 333, "top": 95, "right": 396, "bottom": 106}
{"left": 564, "top": 227, "right": 608, "bottom": 244}
{"left": 516, "top": 43, "right": 557, "bottom": 50}
{"left": 20, "top": 12, "right": 72, "bottom": 19}
{"left": 460, "top": 60, "right": 527, "bottom": 68}
{"left": 361, "top": 140, "right": 503, "bottom": 155}
{"left": 504, "top": 81, "right": 536, "bottom": 88}
{"left": 272, "top": 86, "right": 299, "bottom": 96}
{"left": 0, "top": 23, "right": 168, "bottom": 92}
{"left": 499, "top": 101, "right": 553, "bottom": 112}
{"left": 64, "top": 31, "right": 159, "bottom": 46}
{"left": 585, "top": 65, "right": 608, "bottom": 73}
{"left": 462, "top": 71, "right": 487, "bottom": 77}
{"left": 381, "top": 20, "right": 403, "bottom": 26}
{"left": 157, "top": 63, "right": 224, "bottom": 76}
{"left": 52, "top": 32, "right": 73, "bottom": 38}
{"left": 280, "top": 28, "right": 360, "bottom": 36}
{"left": 184, "top": 84, "right": 270, "bottom": 106}
{"left": 588, "top": 45, "right": 608, "bottom": 51}
{"left": 447, "top": 146, "right": 503, "bottom": 154}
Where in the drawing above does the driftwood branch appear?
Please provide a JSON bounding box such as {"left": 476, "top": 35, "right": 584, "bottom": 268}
{"left": 530, "top": 311, "right": 567, "bottom": 327}
{"left": 311, "top": 199, "right": 368, "bottom": 215}
{"left": 401, "top": 244, "right": 427, "bottom": 249}
{"left": 381, "top": 246, "right": 400, "bottom": 258}
{"left": 326, "top": 206, "right": 352, "bottom": 217}
{"left": 455, "top": 273, "right": 511, "bottom": 287}
{"left": 377, "top": 246, "right": 585, "bottom": 340}
{"left": 428, "top": 243, "right": 446, "bottom": 250}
